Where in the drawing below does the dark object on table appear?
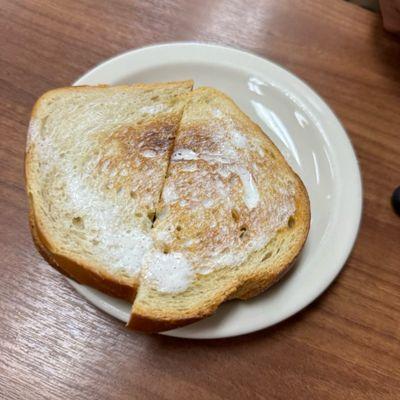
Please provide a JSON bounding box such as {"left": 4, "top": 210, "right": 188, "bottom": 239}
{"left": 392, "top": 186, "right": 400, "bottom": 215}
{"left": 380, "top": 0, "right": 400, "bottom": 35}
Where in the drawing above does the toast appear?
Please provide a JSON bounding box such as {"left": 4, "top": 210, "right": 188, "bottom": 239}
{"left": 128, "top": 88, "right": 310, "bottom": 331}
{"left": 26, "top": 81, "right": 193, "bottom": 301}
{"left": 26, "top": 83, "right": 310, "bottom": 332}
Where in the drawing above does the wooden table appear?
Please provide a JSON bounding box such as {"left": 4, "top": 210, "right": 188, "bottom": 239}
{"left": 1, "top": 1, "right": 399, "bottom": 398}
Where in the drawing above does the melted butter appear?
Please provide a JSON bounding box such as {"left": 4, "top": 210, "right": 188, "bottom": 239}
{"left": 142, "top": 150, "right": 157, "bottom": 158}
{"left": 230, "top": 129, "right": 247, "bottom": 148}
{"left": 143, "top": 250, "right": 193, "bottom": 293}
{"left": 234, "top": 167, "right": 260, "bottom": 209}
{"left": 172, "top": 148, "right": 198, "bottom": 161}
{"left": 140, "top": 104, "right": 166, "bottom": 114}
{"left": 202, "top": 198, "right": 214, "bottom": 208}
{"left": 162, "top": 183, "right": 178, "bottom": 203}
{"left": 212, "top": 108, "right": 223, "bottom": 118}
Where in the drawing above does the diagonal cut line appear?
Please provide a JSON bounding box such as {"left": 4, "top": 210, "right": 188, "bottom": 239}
{"left": 150, "top": 93, "right": 191, "bottom": 229}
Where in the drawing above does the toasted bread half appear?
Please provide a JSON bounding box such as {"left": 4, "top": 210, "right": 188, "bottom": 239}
{"left": 26, "top": 81, "right": 193, "bottom": 301}
{"left": 128, "top": 88, "right": 310, "bottom": 331}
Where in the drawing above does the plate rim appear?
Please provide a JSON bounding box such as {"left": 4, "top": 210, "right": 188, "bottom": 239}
{"left": 69, "top": 42, "right": 362, "bottom": 339}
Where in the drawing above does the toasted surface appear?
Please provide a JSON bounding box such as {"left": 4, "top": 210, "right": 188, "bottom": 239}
{"left": 128, "top": 87, "right": 310, "bottom": 331}
{"left": 26, "top": 81, "right": 193, "bottom": 300}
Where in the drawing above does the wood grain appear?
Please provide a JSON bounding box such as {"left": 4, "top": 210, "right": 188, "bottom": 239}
{"left": 0, "top": 0, "right": 399, "bottom": 399}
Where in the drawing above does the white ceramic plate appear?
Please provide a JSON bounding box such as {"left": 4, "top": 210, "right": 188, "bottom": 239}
{"left": 70, "top": 43, "right": 362, "bottom": 339}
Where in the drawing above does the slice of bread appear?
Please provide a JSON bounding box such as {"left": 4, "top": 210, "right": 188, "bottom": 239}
{"left": 128, "top": 88, "right": 310, "bottom": 331}
{"left": 26, "top": 81, "right": 193, "bottom": 301}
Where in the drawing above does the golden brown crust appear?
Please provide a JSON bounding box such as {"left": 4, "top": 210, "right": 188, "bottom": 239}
{"left": 128, "top": 313, "right": 203, "bottom": 333}
{"left": 34, "top": 80, "right": 194, "bottom": 101}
